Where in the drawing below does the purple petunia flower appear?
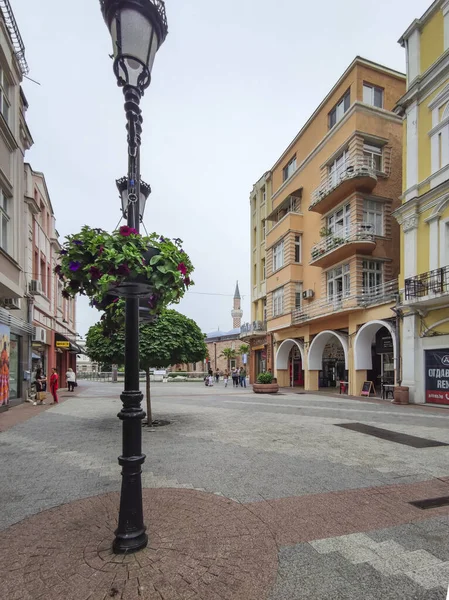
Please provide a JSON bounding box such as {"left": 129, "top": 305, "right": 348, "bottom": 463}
{"left": 73, "top": 240, "right": 83, "bottom": 246}
{"left": 59, "top": 249, "right": 68, "bottom": 255}
{"left": 116, "top": 263, "right": 130, "bottom": 276}
{"left": 159, "top": 236, "right": 165, "bottom": 242}
{"left": 119, "top": 226, "right": 133, "bottom": 237}
{"left": 69, "top": 261, "right": 81, "bottom": 272}
{"left": 177, "top": 262, "right": 187, "bottom": 276}
{"left": 89, "top": 266, "right": 102, "bottom": 280}
{"left": 184, "top": 277, "right": 191, "bottom": 286}
{"left": 54, "top": 265, "right": 61, "bottom": 275}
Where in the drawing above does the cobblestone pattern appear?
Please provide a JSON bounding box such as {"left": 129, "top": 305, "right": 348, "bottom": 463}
{"left": 0, "top": 489, "right": 278, "bottom": 600}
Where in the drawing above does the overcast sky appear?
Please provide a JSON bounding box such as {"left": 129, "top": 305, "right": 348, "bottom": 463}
{"left": 13, "top": 0, "right": 430, "bottom": 337}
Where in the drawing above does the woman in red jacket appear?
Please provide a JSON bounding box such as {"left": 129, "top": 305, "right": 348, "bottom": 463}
{"left": 50, "top": 367, "right": 59, "bottom": 404}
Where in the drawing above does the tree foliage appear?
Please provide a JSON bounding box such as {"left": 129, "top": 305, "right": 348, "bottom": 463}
{"left": 86, "top": 309, "right": 207, "bottom": 370}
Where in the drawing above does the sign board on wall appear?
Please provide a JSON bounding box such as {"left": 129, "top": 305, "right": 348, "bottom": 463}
{"left": 56, "top": 341, "right": 70, "bottom": 349}
{"left": 0, "top": 323, "right": 10, "bottom": 407}
{"left": 376, "top": 330, "right": 394, "bottom": 354}
{"left": 425, "top": 349, "right": 449, "bottom": 405}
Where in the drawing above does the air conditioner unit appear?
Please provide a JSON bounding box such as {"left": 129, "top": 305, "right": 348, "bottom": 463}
{"left": 3, "top": 298, "right": 21, "bottom": 310}
{"left": 302, "top": 289, "right": 315, "bottom": 300}
{"left": 32, "top": 326, "right": 47, "bottom": 343}
{"left": 29, "top": 280, "right": 43, "bottom": 295}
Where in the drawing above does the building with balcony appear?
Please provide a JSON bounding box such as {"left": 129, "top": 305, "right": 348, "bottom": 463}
{"left": 258, "top": 57, "right": 405, "bottom": 395}
{"left": 242, "top": 172, "right": 274, "bottom": 380}
{"left": 0, "top": 2, "right": 34, "bottom": 410}
{"left": 24, "top": 165, "right": 78, "bottom": 390}
{"left": 394, "top": 0, "right": 449, "bottom": 404}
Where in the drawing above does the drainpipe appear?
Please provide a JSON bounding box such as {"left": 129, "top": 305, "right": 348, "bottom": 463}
{"left": 27, "top": 295, "right": 34, "bottom": 399}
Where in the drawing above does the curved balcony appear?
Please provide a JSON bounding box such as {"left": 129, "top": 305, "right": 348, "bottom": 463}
{"left": 309, "top": 157, "right": 378, "bottom": 215}
{"left": 240, "top": 320, "right": 267, "bottom": 340}
{"left": 310, "top": 222, "right": 376, "bottom": 268}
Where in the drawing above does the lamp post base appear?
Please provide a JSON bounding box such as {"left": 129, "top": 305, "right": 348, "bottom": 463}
{"left": 113, "top": 529, "right": 148, "bottom": 554}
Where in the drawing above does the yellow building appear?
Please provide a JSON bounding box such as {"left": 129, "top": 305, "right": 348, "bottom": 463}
{"left": 241, "top": 172, "right": 274, "bottom": 379}
{"left": 256, "top": 57, "right": 406, "bottom": 396}
{"left": 394, "top": 0, "right": 449, "bottom": 404}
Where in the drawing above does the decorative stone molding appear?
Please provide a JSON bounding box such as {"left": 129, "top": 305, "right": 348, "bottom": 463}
{"left": 402, "top": 215, "right": 419, "bottom": 232}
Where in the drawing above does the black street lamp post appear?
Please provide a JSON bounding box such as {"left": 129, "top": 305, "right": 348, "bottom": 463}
{"left": 100, "top": 0, "right": 168, "bottom": 554}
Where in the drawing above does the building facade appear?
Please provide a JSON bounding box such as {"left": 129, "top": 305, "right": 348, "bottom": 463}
{"left": 0, "top": 3, "right": 34, "bottom": 409}
{"left": 241, "top": 172, "right": 274, "bottom": 380}
{"left": 255, "top": 57, "right": 405, "bottom": 396}
{"left": 76, "top": 340, "right": 98, "bottom": 375}
{"left": 24, "top": 165, "right": 78, "bottom": 390}
{"left": 394, "top": 0, "right": 449, "bottom": 404}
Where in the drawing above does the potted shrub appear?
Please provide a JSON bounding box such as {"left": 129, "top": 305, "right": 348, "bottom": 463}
{"left": 253, "top": 371, "right": 279, "bottom": 394}
{"left": 55, "top": 226, "right": 193, "bottom": 309}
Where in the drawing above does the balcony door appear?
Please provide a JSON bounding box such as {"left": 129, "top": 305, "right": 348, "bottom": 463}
{"left": 329, "top": 151, "right": 349, "bottom": 188}
{"left": 327, "top": 204, "right": 350, "bottom": 241}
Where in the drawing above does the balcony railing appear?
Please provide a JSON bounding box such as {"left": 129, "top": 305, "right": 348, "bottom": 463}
{"left": 292, "top": 280, "right": 398, "bottom": 323}
{"left": 310, "top": 156, "right": 379, "bottom": 210}
{"left": 405, "top": 266, "right": 449, "bottom": 300}
{"left": 268, "top": 196, "right": 301, "bottom": 232}
{"left": 240, "top": 320, "right": 267, "bottom": 336}
{"left": 310, "top": 222, "right": 375, "bottom": 263}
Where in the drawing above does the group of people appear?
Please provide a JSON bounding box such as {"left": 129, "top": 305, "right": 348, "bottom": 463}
{"left": 206, "top": 367, "right": 247, "bottom": 388}
{"left": 32, "top": 367, "right": 77, "bottom": 406}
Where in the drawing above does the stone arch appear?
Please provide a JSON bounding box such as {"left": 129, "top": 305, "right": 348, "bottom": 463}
{"left": 308, "top": 331, "right": 349, "bottom": 371}
{"left": 353, "top": 320, "right": 396, "bottom": 370}
{"left": 276, "top": 339, "right": 305, "bottom": 370}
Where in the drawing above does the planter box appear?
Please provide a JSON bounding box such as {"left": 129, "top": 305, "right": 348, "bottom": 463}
{"left": 392, "top": 386, "right": 409, "bottom": 405}
{"left": 109, "top": 247, "right": 160, "bottom": 299}
{"left": 253, "top": 383, "right": 279, "bottom": 394}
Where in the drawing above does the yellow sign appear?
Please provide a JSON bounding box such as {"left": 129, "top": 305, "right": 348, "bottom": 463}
{"left": 56, "top": 341, "right": 70, "bottom": 349}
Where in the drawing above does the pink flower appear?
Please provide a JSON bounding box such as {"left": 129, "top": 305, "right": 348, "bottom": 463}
{"left": 119, "top": 226, "right": 132, "bottom": 236}
{"left": 184, "top": 277, "right": 191, "bottom": 286}
{"left": 177, "top": 262, "right": 187, "bottom": 276}
{"left": 89, "top": 266, "right": 102, "bottom": 280}
{"left": 98, "top": 245, "right": 104, "bottom": 255}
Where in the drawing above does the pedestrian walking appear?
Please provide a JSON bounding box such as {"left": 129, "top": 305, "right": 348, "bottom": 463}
{"left": 223, "top": 369, "right": 229, "bottom": 387}
{"left": 240, "top": 367, "right": 247, "bottom": 388}
{"left": 49, "top": 367, "right": 59, "bottom": 404}
{"left": 232, "top": 368, "right": 238, "bottom": 388}
{"left": 215, "top": 368, "right": 220, "bottom": 383}
{"left": 33, "top": 368, "right": 47, "bottom": 405}
{"left": 66, "top": 367, "right": 76, "bottom": 392}
{"left": 208, "top": 374, "right": 214, "bottom": 387}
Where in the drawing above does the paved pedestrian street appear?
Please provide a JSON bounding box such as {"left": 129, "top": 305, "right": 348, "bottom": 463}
{"left": 2, "top": 382, "right": 449, "bottom": 599}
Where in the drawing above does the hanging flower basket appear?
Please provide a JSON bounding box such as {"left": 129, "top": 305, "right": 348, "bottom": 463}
{"left": 56, "top": 226, "right": 193, "bottom": 306}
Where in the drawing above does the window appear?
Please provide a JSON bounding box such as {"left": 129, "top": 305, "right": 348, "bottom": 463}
{"left": 363, "top": 83, "right": 384, "bottom": 108}
{"left": 294, "top": 235, "right": 301, "bottom": 263}
{"left": 0, "top": 68, "right": 10, "bottom": 123}
{"left": 328, "top": 89, "right": 350, "bottom": 129}
{"left": 363, "top": 200, "right": 383, "bottom": 235}
{"left": 327, "top": 204, "right": 350, "bottom": 236}
{"left": 262, "top": 187, "right": 266, "bottom": 204}
{"left": 329, "top": 151, "right": 349, "bottom": 186}
{"left": 230, "top": 359, "right": 236, "bottom": 369}
{"left": 283, "top": 156, "right": 297, "bottom": 182}
{"left": 41, "top": 259, "right": 46, "bottom": 294}
{"left": 253, "top": 263, "right": 257, "bottom": 284}
{"left": 263, "top": 298, "right": 267, "bottom": 321}
{"left": 0, "top": 190, "right": 9, "bottom": 252}
{"left": 253, "top": 227, "right": 257, "bottom": 248}
{"left": 363, "top": 143, "right": 383, "bottom": 171}
{"left": 273, "top": 241, "right": 284, "bottom": 271}
{"left": 295, "top": 283, "right": 302, "bottom": 309}
{"left": 261, "top": 258, "right": 266, "bottom": 281}
{"left": 327, "top": 264, "right": 350, "bottom": 300}
{"left": 262, "top": 220, "right": 266, "bottom": 241}
{"left": 362, "top": 260, "right": 383, "bottom": 290}
{"left": 273, "top": 287, "right": 284, "bottom": 316}
{"left": 57, "top": 281, "right": 63, "bottom": 309}
{"left": 47, "top": 265, "right": 51, "bottom": 298}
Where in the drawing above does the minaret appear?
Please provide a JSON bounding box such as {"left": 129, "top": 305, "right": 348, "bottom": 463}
{"left": 231, "top": 281, "right": 243, "bottom": 329}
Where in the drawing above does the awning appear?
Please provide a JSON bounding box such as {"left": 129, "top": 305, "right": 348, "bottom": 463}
{"left": 32, "top": 352, "right": 41, "bottom": 360}
{"left": 55, "top": 332, "right": 82, "bottom": 354}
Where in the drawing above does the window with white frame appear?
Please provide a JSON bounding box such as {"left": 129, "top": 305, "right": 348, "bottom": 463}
{"left": 327, "top": 264, "right": 350, "bottom": 300}
{"left": 295, "top": 282, "right": 302, "bottom": 309}
{"left": 273, "top": 241, "right": 284, "bottom": 271}
{"left": 328, "top": 89, "right": 350, "bottom": 129}
{"left": 363, "top": 83, "right": 384, "bottom": 109}
{"left": 283, "top": 156, "right": 297, "bottom": 182}
{"left": 363, "top": 143, "right": 383, "bottom": 171}
{"left": 0, "top": 189, "right": 9, "bottom": 252}
{"left": 329, "top": 151, "right": 349, "bottom": 187}
{"left": 0, "top": 67, "right": 10, "bottom": 124}
{"left": 57, "top": 281, "right": 63, "bottom": 309}
{"left": 430, "top": 102, "right": 449, "bottom": 175}
{"left": 262, "top": 219, "right": 266, "bottom": 241}
{"left": 273, "top": 287, "right": 284, "bottom": 316}
{"left": 262, "top": 187, "right": 266, "bottom": 204}
{"left": 261, "top": 258, "right": 266, "bottom": 281}
{"left": 294, "top": 235, "right": 301, "bottom": 263}
{"left": 362, "top": 260, "right": 383, "bottom": 290}
{"left": 327, "top": 204, "right": 350, "bottom": 236}
{"left": 362, "top": 199, "right": 383, "bottom": 235}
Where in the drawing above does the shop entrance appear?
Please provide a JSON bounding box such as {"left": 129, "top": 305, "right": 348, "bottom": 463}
{"left": 319, "top": 340, "right": 347, "bottom": 388}
{"left": 289, "top": 346, "right": 304, "bottom": 387}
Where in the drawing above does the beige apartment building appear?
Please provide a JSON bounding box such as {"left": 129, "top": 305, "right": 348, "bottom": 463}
{"left": 0, "top": 2, "right": 34, "bottom": 408}
{"left": 252, "top": 57, "right": 406, "bottom": 396}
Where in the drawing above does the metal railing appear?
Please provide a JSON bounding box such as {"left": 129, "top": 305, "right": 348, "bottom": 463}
{"left": 310, "top": 222, "right": 375, "bottom": 262}
{"left": 405, "top": 266, "right": 449, "bottom": 300}
{"left": 240, "top": 320, "right": 267, "bottom": 335}
{"left": 292, "top": 280, "right": 398, "bottom": 323}
{"left": 0, "top": 0, "right": 28, "bottom": 75}
{"left": 310, "top": 156, "right": 378, "bottom": 209}
{"left": 268, "top": 196, "right": 301, "bottom": 232}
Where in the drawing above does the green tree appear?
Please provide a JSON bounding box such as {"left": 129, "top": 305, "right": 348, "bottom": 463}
{"left": 239, "top": 343, "right": 249, "bottom": 356}
{"left": 220, "top": 347, "right": 237, "bottom": 370}
{"left": 85, "top": 309, "right": 207, "bottom": 425}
